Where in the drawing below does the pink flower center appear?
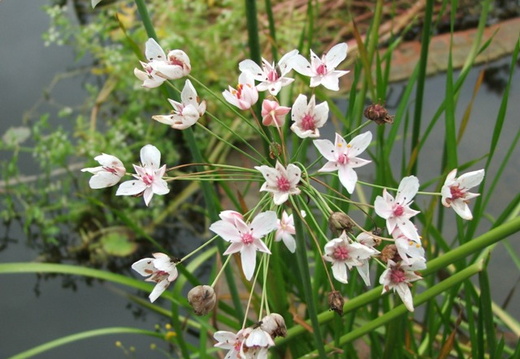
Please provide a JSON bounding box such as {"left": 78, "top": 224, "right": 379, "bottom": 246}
{"left": 450, "top": 185, "right": 465, "bottom": 200}
{"left": 333, "top": 245, "right": 350, "bottom": 261}
{"left": 277, "top": 176, "right": 291, "bottom": 192}
{"left": 103, "top": 166, "right": 118, "bottom": 175}
{"left": 301, "top": 114, "right": 316, "bottom": 131}
{"left": 150, "top": 270, "right": 169, "bottom": 283}
{"left": 142, "top": 173, "right": 154, "bottom": 186}
{"left": 390, "top": 268, "right": 407, "bottom": 283}
{"left": 393, "top": 205, "right": 404, "bottom": 217}
{"left": 337, "top": 153, "right": 349, "bottom": 165}
{"left": 267, "top": 69, "right": 279, "bottom": 82}
{"left": 241, "top": 232, "right": 254, "bottom": 244}
{"left": 316, "top": 63, "right": 328, "bottom": 75}
{"left": 168, "top": 56, "right": 184, "bottom": 67}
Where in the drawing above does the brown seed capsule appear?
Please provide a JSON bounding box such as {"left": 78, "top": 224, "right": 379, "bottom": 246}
{"left": 261, "top": 313, "right": 287, "bottom": 338}
{"left": 380, "top": 244, "right": 401, "bottom": 263}
{"left": 187, "top": 285, "right": 216, "bottom": 316}
{"left": 328, "top": 290, "right": 345, "bottom": 316}
{"left": 328, "top": 212, "right": 354, "bottom": 236}
{"left": 364, "top": 103, "right": 394, "bottom": 125}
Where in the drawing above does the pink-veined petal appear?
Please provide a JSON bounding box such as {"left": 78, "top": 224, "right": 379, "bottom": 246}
{"left": 338, "top": 165, "right": 358, "bottom": 194}
{"left": 149, "top": 279, "right": 169, "bottom": 303}
{"left": 331, "top": 261, "right": 348, "bottom": 283}
{"left": 347, "top": 131, "right": 372, "bottom": 157}
{"left": 313, "top": 139, "right": 336, "bottom": 161}
{"left": 140, "top": 144, "right": 161, "bottom": 169}
{"left": 458, "top": 169, "right": 485, "bottom": 189}
{"left": 396, "top": 176, "right": 419, "bottom": 205}
{"left": 325, "top": 43, "right": 348, "bottom": 68}
{"left": 240, "top": 245, "right": 257, "bottom": 280}
{"left": 88, "top": 172, "right": 122, "bottom": 189}
{"left": 451, "top": 199, "right": 473, "bottom": 220}
{"left": 116, "top": 180, "right": 147, "bottom": 196}
{"left": 250, "top": 211, "right": 278, "bottom": 237}
{"left": 209, "top": 220, "right": 241, "bottom": 243}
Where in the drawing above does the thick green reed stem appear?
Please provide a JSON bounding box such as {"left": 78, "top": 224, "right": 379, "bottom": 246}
{"left": 292, "top": 198, "right": 327, "bottom": 359}
{"left": 279, "top": 216, "right": 520, "bottom": 344}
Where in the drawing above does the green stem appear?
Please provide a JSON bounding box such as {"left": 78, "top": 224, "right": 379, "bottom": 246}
{"left": 8, "top": 327, "right": 163, "bottom": 359}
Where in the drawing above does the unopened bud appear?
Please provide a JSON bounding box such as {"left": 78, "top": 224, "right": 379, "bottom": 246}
{"left": 328, "top": 290, "right": 345, "bottom": 316}
{"left": 260, "top": 313, "right": 287, "bottom": 338}
{"left": 329, "top": 212, "right": 354, "bottom": 236}
{"left": 187, "top": 285, "right": 216, "bottom": 316}
{"left": 381, "top": 244, "right": 400, "bottom": 263}
{"left": 364, "top": 104, "right": 394, "bottom": 125}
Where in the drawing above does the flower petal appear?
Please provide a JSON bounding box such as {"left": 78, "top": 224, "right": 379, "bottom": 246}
{"left": 140, "top": 144, "right": 161, "bottom": 169}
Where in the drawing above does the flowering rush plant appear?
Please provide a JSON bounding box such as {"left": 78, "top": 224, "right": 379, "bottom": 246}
{"left": 82, "top": 38, "right": 486, "bottom": 357}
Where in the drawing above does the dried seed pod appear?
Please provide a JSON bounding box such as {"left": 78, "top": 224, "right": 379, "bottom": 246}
{"left": 261, "top": 313, "right": 287, "bottom": 338}
{"left": 364, "top": 103, "right": 394, "bottom": 125}
{"left": 381, "top": 244, "right": 401, "bottom": 263}
{"left": 328, "top": 212, "right": 354, "bottom": 236}
{"left": 187, "top": 285, "right": 216, "bottom": 316}
{"left": 328, "top": 290, "right": 345, "bottom": 316}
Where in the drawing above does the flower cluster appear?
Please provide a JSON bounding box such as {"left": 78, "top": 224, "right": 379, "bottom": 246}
{"left": 81, "top": 38, "right": 486, "bottom": 356}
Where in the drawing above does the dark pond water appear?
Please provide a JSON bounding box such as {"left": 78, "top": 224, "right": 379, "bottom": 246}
{"left": 0, "top": 1, "right": 518, "bottom": 358}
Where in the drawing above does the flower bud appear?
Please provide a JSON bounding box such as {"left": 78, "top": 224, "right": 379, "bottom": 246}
{"left": 187, "top": 285, "right": 216, "bottom": 316}
{"left": 260, "top": 313, "right": 287, "bottom": 338}
{"left": 328, "top": 290, "right": 345, "bottom": 316}
{"left": 364, "top": 104, "right": 394, "bottom": 125}
{"left": 328, "top": 212, "right": 354, "bottom": 236}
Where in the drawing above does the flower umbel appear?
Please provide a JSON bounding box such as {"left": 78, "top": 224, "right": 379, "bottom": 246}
{"left": 255, "top": 161, "right": 302, "bottom": 205}
{"left": 115, "top": 144, "right": 170, "bottom": 206}
{"left": 313, "top": 132, "right": 372, "bottom": 193}
{"left": 131, "top": 252, "right": 178, "bottom": 303}
{"left": 81, "top": 153, "right": 126, "bottom": 189}
{"left": 209, "top": 211, "right": 278, "bottom": 280}
{"left": 441, "top": 168, "right": 485, "bottom": 220}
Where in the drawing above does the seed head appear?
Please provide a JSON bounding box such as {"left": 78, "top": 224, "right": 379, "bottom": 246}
{"left": 187, "top": 285, "right": 216, "bottom": 316}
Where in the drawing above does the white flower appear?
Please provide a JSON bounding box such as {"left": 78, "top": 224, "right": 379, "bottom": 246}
{"left": 134, "top": 38, "right": 191, "bottom": 87}
{"left": 239, "top": 50, "right": 298, "bottom": 96}
{"left": 374, "top": 176, "right": 421, "bottom": 241}
{"left": 131, "top": 252, "right": 178, "bottom": 302}
{"left": 214, "top": 330, "right": 247, "bottom": 359}
{"left": 81, "top": 153, "right": 126, "bottom": 189}
{"left": 115, "top": 144, "right": 170, "bottom": 206}
{"left": 209, "top": 211, "right": 278, "bottom": 280}
{"left": 441, "top": 168, "right": 485, "bottom": 220}
{"left": 392, "top": 227, "right": 425, "bottom": 265}
{"left": 152, "top": 80, "right": 206, "bottom": 130}
{"left": 313, "top": 132, "right": 372, "bottom": 193}
{"left": 379, "top": 258, "right": 425, "bottom": 312}
{"left": 323, "top": 232, "right": 378, "bottom": 285}
{"left": 223, "top": 72, "right": 259, "bottom": 110}
{"left": 134, "top": 61, "right": 167, "bottom": 88}
{"left": 275, "top": 211, "right": 296, "bottom": 253}
{"left": 291, "top": 43, "right": 349, "bottom": 91}
{"left": 290, "top": 94, "right": 329, "bottom": 138}
{"left": 255, "top": 161, "right": 301, "bottom": 205}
